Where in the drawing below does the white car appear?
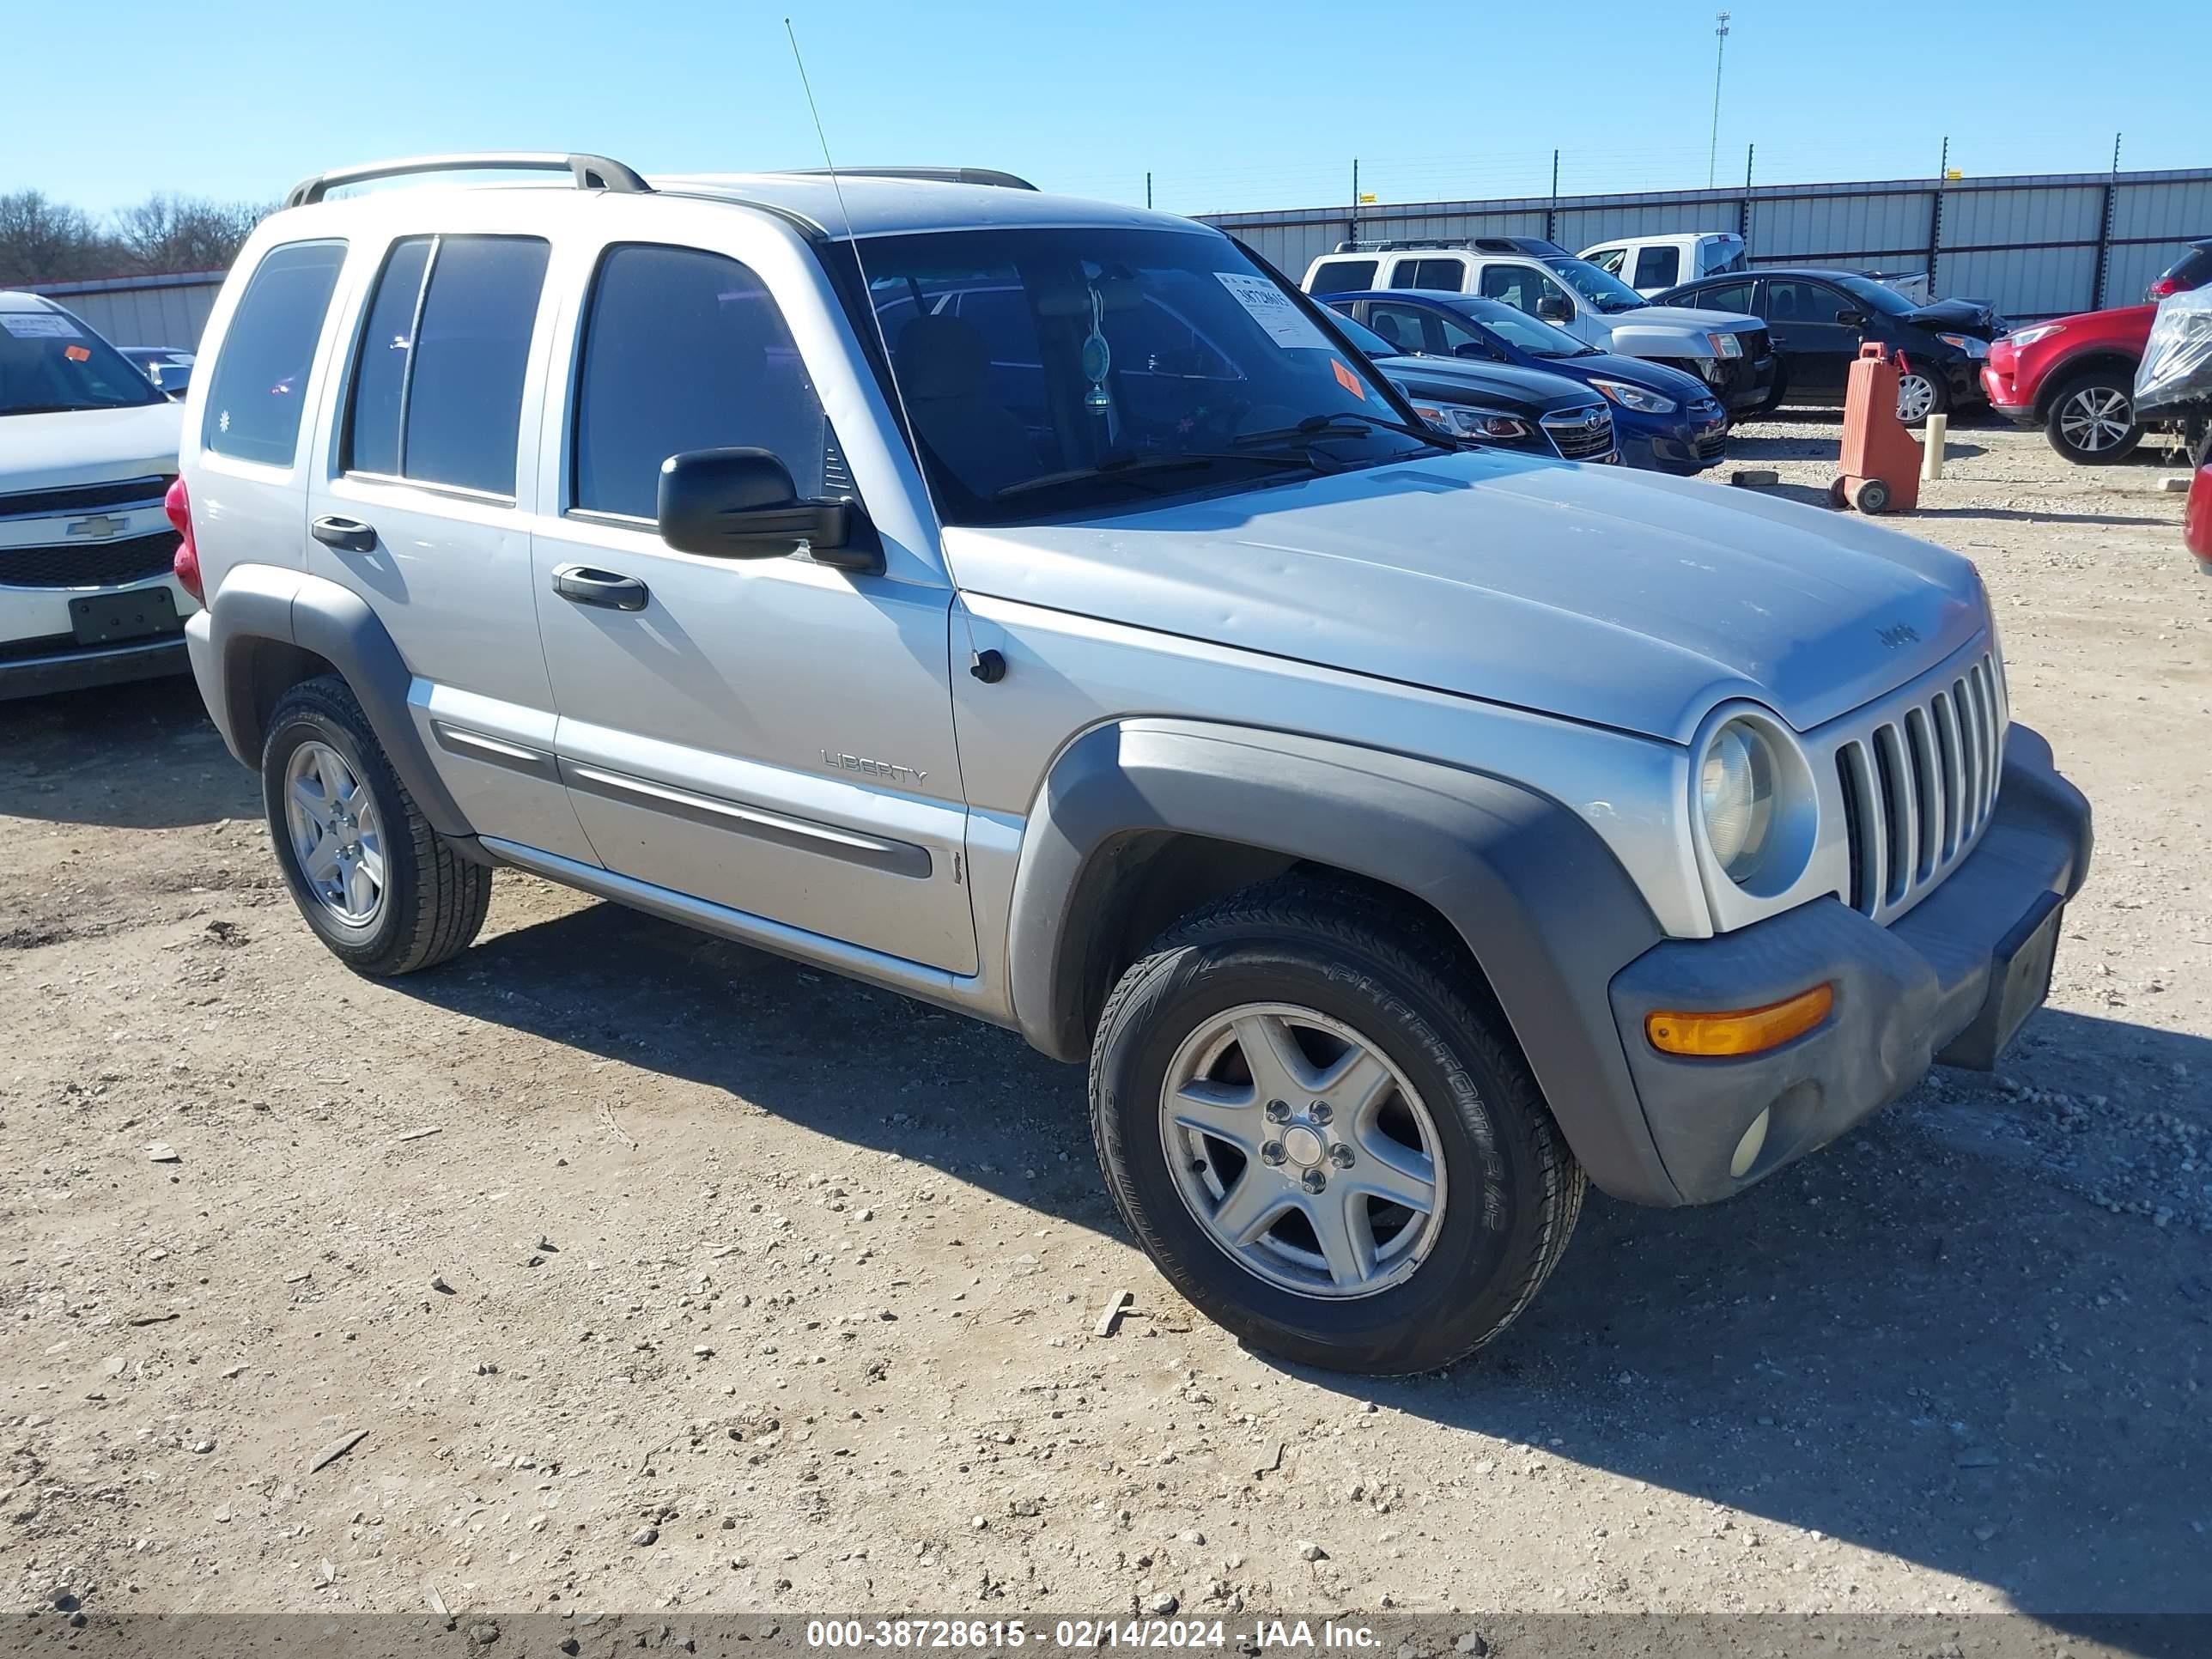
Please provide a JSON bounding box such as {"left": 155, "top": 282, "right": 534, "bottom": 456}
{"left": 1578, "top": 232, "right": 1747, "bottom": 297}
{"left": 1, "top": 291, "right": 192, "bottom": 699}
{"left": 1300, "top": 237, "right": 1779, "bottom": 415}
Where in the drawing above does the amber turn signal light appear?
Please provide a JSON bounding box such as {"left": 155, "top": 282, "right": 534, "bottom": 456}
{"left": 1645, "top": 983, "right": 1834, "bottom": 1058}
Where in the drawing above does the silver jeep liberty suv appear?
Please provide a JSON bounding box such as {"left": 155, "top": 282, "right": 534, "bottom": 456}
{"left": 174, "top": 153, "right": 2091, "bottom": 1374}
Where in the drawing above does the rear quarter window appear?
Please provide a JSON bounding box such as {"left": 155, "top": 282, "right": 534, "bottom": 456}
{"left": 202, "top": 240, "right": 348, "bottom": 467}
{"left": 1307, "top": 259, "right": 1378, "bottom": 295}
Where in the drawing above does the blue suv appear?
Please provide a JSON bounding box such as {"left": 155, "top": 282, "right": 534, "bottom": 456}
{"left": 1323, "top": 291, "right": 1729, "bottom": 474}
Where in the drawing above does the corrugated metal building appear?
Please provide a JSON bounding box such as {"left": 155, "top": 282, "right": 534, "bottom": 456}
{"left": 23, "top": 270, "right": 226, "bottom": 349}
{"left": 1203, "top": 167, "right": 2212, "bottom": 321}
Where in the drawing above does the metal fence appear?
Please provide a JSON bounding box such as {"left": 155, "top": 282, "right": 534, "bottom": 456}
{"left": 25, "top": 270, "right": 226, "bottom": 349}
{"left": 1201, "top": 167, "right": 2212, "bottom": 321}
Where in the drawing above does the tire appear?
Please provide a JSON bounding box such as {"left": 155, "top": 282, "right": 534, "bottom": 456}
{"left": 2043, "top": 369, "right": 2143, "bottom": 465}
{"left": 1851, "top": 477, "right": 1893, "bottom": 514}
{"left": 261, "top": 674, "right": 491, "bottom": 976}
{"left": 1753, "top": 361, "right": 1790, "bottom": 416}
{"left": 1088, "top": 874, "right": 1584, "bottom": 1375}
{"left": 1826, "top": 477, "right": 1850, "bottom": 510}
{"left": 1896, "top": 364, "right": 1948, "bottom": 425}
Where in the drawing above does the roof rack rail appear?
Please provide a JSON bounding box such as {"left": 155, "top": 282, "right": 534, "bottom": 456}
{"left": 788, "top": 166, "right": 1038, "bottom": 191}
{"left": 284, "top": 152, "right": 652, "bottom": 210}
{"left": 1329, "top": 235, "right": 1569, "bottom": 257}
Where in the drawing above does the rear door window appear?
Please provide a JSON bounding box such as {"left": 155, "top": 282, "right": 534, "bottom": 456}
{"left": 1632, "top": 246, "right": 1680, "bottom": 289}
{"left": 1365, "top": 302, "right": 1443, "bottom": 355}
{"left": 1306, "top": 258, "right": 1377, "bottom": 295}
{"left": 1688, "top": 279, "right": 1755, "bottom": 315}
{"left": 1389, "top": 258, "right": 1465, "bottom": 291}
{"left": 343, "top": 234, "right": 550, "bottom": 496}
{"left": 202, "top": 240, "right": 348, "bottom": 466}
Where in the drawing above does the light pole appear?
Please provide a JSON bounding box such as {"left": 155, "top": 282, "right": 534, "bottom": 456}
{"left": 1708, "top": 11, "right": 1731, "bottom": 189}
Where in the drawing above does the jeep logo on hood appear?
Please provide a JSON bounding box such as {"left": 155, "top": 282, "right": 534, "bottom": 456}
{"left": 1876, "top": 623, "right": 1923, "bottom": 648}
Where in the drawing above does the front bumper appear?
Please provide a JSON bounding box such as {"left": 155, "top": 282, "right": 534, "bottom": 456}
{"left": 1602, "top": 723, "right": 2091, "bottom": 1205}
{"left": 1703, "top": 351, "right": 1778, "bottom": 413}
{"left": 1638, "top": 419, "right": 1729, "bottom": 473}
{"left": 1980, "top": 363, "right": 2037, "bottom": 424}
{"left": 0, "top": 634, "right": 191, "bottom": 701}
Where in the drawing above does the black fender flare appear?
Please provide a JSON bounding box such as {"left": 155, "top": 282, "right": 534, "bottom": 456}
{"left": 1006, "top": 720, "right": 1682, "bottom": 1205}
{"left": 202, "top": 564, "right": 475, "bottom": 841}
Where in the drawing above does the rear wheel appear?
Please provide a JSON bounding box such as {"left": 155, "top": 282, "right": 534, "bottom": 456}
{"left": 2044, "top": 369, "right": 2142, "bottom": 464}
{"left": 1088, "top": 876, "right": 1584, "bottom": 1375}
{"left": 1852, "top": 477, "right": 1893, "bottom": 514}
{"left": 261, "top": 676, "right": 491, "bottom": 975}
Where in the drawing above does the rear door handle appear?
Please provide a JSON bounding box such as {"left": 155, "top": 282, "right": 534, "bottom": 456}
{"left": 550, "top": 564, "right": 650, "bottom": 611}
{"left": 311, "top": 515, "right": 378, "bottom": 553}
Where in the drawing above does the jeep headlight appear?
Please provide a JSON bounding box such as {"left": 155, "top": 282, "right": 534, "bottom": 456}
{"left": 1696, "top": 712, "right": 1815, "bottom": 894}
{"left": 1700, "top": 721, "right": 1773, "bottom": 877}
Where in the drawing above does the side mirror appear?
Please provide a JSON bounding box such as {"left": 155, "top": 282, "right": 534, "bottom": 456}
{"left": 1835, "top": 309, "right": 1867, "bottom": 329}
{"left": 1451, "top": 341, "right": 1493, "bottom": 360}
{"left": 1534, "top": 295, "right": 1572, "bottom": 324}
{"left": 657, "top": 447, "right": 881, "bottom": 574}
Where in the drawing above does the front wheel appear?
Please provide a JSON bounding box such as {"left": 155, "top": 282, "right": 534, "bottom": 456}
{"left": 2044, "top": 370, "right": 2142, "bottom": 464}
{"left": 1088, "top": 876, "right": 1584, "bottom": 1375}
{"left": 1896, "top": 364, "right": 1948, "bottom": 424}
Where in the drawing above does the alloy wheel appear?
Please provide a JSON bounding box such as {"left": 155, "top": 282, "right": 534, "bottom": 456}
{"left": 1158, "top": 1002, "right": 1447, "bottom": 1298}
{"left": 2057, "top": 386, "right": 2132, "bottom": 453}
{"left": 283, "top": 740, "right": 386, "bottom": 926}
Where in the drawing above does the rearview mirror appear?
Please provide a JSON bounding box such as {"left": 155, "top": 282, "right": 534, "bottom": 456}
{"left": 1534, "top": 295, "right": 1572, "bottom": 324}
{"left": 657, "top": 447, "right": 882, "bottom": 574}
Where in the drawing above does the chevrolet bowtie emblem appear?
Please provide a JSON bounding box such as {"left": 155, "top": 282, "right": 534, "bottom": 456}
{"left": 66, "top": 514, "right": 129, "bottom": 541}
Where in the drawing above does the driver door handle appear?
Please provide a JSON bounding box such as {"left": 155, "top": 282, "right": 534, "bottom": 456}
{"left": 311, "top": 515, "right": 378, "bottom": 553}
{"left": 550, "top": 563, "right": 650, "bottom": 612}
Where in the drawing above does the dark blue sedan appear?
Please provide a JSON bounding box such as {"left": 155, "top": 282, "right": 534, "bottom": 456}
{"left": 1322, "top": 291, "right": 1729, "bottom": 474}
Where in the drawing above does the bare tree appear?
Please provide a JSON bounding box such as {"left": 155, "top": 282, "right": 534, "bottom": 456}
{"left": 0, "top": 191, "right": 121, "bottom": 286}
{"left": 111, "top": 193, "right": 274, "bottom": 275}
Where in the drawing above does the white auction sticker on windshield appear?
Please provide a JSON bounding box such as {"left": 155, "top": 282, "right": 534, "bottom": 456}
{"left": 0, "top": 313, "right": 83, "bottom": 339}
{"left": 1215, "top": 272, "right": 1332, "bottom": 349}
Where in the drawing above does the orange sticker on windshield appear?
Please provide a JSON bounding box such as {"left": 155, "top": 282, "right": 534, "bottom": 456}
{"left": 64, "top": 344, "right": 90, "bottom": 362}
{"left": 1332, "top": 359, "right": 1365, "bottom": 399}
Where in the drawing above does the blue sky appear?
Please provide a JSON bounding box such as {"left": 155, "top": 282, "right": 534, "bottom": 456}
{"left": 10, "top": 1, "right": 2209, "bottom": 216}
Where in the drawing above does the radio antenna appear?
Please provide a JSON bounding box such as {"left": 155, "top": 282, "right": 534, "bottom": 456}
{"left": 784, "top": 17, "right": 940, "bottom": 530}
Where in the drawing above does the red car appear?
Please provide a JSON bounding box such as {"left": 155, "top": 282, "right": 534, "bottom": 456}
{"left": 2188, "top": 463, "right": 2212, "bottom": 574}
{"left": 1983, "top": 303, "right": 2156, "bottom": 464}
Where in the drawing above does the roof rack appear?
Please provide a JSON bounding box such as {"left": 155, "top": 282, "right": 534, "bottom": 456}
{"left": 1329, "top": 235, "right": 1569, "bottom": 257}
{"left": 284, "top": 152, "right": 652, "bottom": 210}
{"left": 787, "top": 166, "right": 1038, "bottom": 191}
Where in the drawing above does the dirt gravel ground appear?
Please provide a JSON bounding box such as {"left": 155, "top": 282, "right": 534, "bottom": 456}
{"left": 3, "top": 418, "right": 2208, "bottom": 1637}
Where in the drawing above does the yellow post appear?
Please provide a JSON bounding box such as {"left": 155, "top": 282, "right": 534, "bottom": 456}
{"left": 1921, "top": 413, "right": 1948, "bottom": 482}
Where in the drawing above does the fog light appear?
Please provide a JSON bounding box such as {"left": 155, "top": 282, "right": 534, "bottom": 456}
{"left": 1729, "top": 1108, "right": 1771, "bottom": 1178}
{"left": 1645, "top": 983, "right": 1833, "bottom": 1057}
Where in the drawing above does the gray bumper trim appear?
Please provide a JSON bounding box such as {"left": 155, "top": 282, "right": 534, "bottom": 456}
{"left": 1607, "top": 722, "right": 2091, "bottom": 1205}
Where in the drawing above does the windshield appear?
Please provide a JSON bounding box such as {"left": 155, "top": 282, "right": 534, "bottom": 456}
{"left": 0, "top": 307, "right": 167, "bottom": 415}
{"left": 846, "top": 228, "right": 1438, "bottom": 526}
{"left": 1450, "top": 297, "right": 1595, "bottom": 357}
{"left": 1541, "top": 256, "right": 1650, "bottom": 313}
{"left": 1835, "top": 275, "right": 1919, "bottom": 318}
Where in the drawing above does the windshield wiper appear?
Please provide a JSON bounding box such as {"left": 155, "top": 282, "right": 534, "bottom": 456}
{"left": 994, "top": 449, "right": 1312, "bottom": 500}
{"left": 1232, "top": 410, "right": 1437, "bottom": 448}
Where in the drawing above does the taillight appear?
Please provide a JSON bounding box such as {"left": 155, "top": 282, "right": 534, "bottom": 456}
{"left": 165, "top": 476, "right": 204, "bottom": 605}
{"left": 2150, "top": 276, "right": 2181, "bottom": 298}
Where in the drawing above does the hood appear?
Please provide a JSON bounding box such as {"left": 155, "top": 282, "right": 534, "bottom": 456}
{"left": 1614, "top": 303, "right": 1764, "bottom": 333}
{"left": 1554, "top": 350, "right": 1716, "bottom": 404}
{"left": 945, "top": 449, "right": 1986, "bottom": 744}
{"left": 1906, "top": 297, "right": 2006, "bottom": 338}
{"left": 1375, "top": 353, "right": 1599, "bottom": 414}
{"left": 0, "top": 402, "right": 182, "bottom": 495}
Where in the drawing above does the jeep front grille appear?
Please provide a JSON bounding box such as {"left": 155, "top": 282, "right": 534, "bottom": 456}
{"left": 1832, "top": 652, "right": 2004, "bottom": 921}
